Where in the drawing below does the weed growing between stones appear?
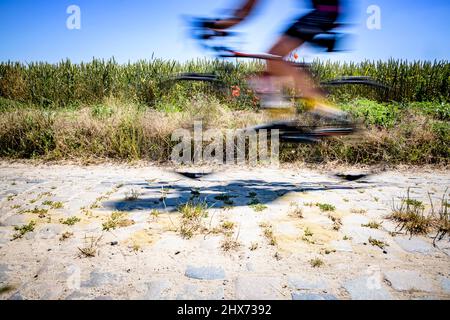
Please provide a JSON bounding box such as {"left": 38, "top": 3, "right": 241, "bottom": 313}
{"left": 178, "top": 201, "right": 209, "bottom": 239}
{"left": 368, "top": 237, "right": 389, "bottom": 250}
{"left": 316, "top": 203, "right": 336, "bottom": 212}
{"left": 328, "top": 214, "right": 342, "bottom": 231}
{"left": 102, "top": 211, "right": 135, "bottom": 231}
{"left": 251, "top": 203, "right": 268, "bottom": 212}
{"left": 59, "top": 231, "right": 74, "bottom": 241}
{"left": 310, "top": 258, "right": 324, "bottom": 268}
{"left": 11, "top": 221, "right": 36, "bottom": 240}
{"left": 125, "top": 189, "right": 141, "bottom": 201}
{"left": 60, "top": 216, "right": 81, "bottom": 226}
{"left": 0, "top": 285, "right": 15, "bottom": 295}
{"left": 42, "top": 200, "right": 64, "bottom": 209}
{"left": 78, "top": 235, "right": 102, "bottom": 258}
{"left": 388, "top": 187, "right": 435, "bottom": 238}
{"left": 260, "top": 222, "right": 277, "bottom": 246}
{"left": 430, "top": 188, "right": 449, "bottom": 245}
{"left": 362, "top": 221, "right": 382, "bottom": 229}
{"left": 302, "top": 227, "right": 316, "bottom": 244}
{"left": 289, "top": 203, "right": 304, "bottom": 218}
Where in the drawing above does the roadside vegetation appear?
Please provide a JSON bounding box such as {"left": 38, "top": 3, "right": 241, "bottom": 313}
{"left": 0, "top": 58, "right": 448, "bottom": 165}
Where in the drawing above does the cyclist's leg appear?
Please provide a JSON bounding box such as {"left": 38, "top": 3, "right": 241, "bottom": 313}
{"left": 267, "top": 10, "right": 347, "bottom": 120}
{"left": 267, "top": 35, "right": 323, "bottom": 100}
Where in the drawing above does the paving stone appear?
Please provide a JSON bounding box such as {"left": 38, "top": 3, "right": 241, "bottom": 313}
{"left": 106, "top": 223, "right": 146, "bottom": 241}
{"left": 34, "top": 224, "right": 64, "bottom": 240}
{"left": 74, "top": 222, "right": 102, "bottom": 233}
{"left": 81, "top": 270, "right": 121, "bottom": 288}
{"left": 199, "top": 237, "right": 222, "bottom": 250}
{"left": 435, "top": 240, "right": 450, "bottom": 256}
{"left": 276, "top": 223, "right": 300, "bottom": 236}
{"left": 24, "top": 231, "right": 37, "bottom": 240}
{"left": 288, "top": 276, "right": 328, "bottom": 290}
{"left": 185, "top": 266, "right": 225, "bottom": 280}
{"left": 130, "top": 212, "right": 151, "bottom": 223}
{"left": 412, "top": 296, "right": 440, "bottom": 300}
{"left": 439, "top": 276, "right": 450, "bottom": 294}
{"left": 246, "top": 262, "right": 255, "bottom": 272}
{"left": 0, "top": 229, "right": 13, "bottom": 247}
{"left": 94, "top": 296, "right": 114, "bottom": 300}
{"left": 176, "top": 284, "right": 224, "bottom": 300}
{"left": 235, "top": 276, "right": 284, "bottom": 300}
{"left": 304, "top": 215, "right": 333, "bottom": 227}
{"left": 0, "top": 264, "right": 11, "bottom": 283}
{"left": 18, "top": 282, "right": 63, "bottom": 300}
{"left": 381, "top": 221, "right": 399, "bottom": 233}
{"left": 343, "top": 276, "right": 393, "bottom": 300}
{"left": 331, "top": 240, "right": 353, "bottom": 252}
{"left": 394, "top": 237, "right": 436, "bottom": 254}
{"left": 0, "top": 214, "right": 27, "bottom": 227}
{"left": 342, "top": 215, "right": 370, "bottom": 226}
{"left": 343, "top": 226, "right": 390, "bottom": 245}
{"left": 8, "top": 292, "right": 24, "bottom": 300}
{"left": 384, "top": 270, "right": 435, "bottom": 292}
{"left": 141, "top": 280, "right": 171, "bottom": 300}
{"left": 64, "top": 291, "right": 90, "bottom": 300}
{"left": 292, "top": 293, "right": 338, "bottom": 300}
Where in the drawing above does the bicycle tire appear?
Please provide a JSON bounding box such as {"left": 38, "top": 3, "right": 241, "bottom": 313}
{"left": 320, "top": 76, "right": 389, "bottom": 90}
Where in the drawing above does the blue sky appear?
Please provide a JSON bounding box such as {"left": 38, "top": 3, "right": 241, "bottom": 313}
{"left": 0, "top": 0, "right": 449, "bottom": 63}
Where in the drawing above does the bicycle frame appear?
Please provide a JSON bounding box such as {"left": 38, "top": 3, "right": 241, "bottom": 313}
{"left": 184, "top": 17, "right": 389, "bottom": 90}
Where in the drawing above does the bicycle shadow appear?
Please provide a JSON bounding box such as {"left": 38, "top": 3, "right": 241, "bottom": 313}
{"left": 102, "top": 178, "right": 368, "bottom": 213}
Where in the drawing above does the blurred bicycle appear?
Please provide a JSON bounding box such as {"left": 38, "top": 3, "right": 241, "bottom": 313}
{"left": 167, "top": 0, "right": 388, "bottom": 143}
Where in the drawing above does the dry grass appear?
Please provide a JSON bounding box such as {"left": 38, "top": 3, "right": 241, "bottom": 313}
{"left": 289, "top": 203, "right": 304, "bottom": 218}
{"left": 328, "top": 214, "right": 342, "bottom": 231}
{"left": 0, "top": 95, "right": 448, "bottom": 165}
{"left": 221, "top": 237, "right": 241, "bottom": 252}
{"left": 430, "top": 189, "right": 449, "bottom": 245}
{"left": 78, "top": 235, "right": 102, "bottom": 258}
{"left": 310, "top": 257, "right": 324, "bottom": 268}
{"left": 260, "top": 222, "right": 277, "bottom": 246}
{"left": 125, "top": 189, "right": 141, "bottom": 201}
{"left": 221, "top": 221, "right": 235, "bottom": 231}
{"left": 59, "top": 231, "right": 74, "bottom": 241}
{"left": 388, "top": 188, "right": 433, "bottom": 237}
{"left": 387, "top": 187, "right": 450, "bottom": 246}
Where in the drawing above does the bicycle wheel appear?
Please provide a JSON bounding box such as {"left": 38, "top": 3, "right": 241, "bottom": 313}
{"left": 160, "top": 72, "right": 229, "bottom": 100}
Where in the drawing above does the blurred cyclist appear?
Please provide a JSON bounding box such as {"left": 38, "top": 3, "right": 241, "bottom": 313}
{"left": 202, "top": 0, "right": 349, "bottom": 123}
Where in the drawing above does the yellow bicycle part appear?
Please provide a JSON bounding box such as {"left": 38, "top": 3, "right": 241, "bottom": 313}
{"left": 265, "top": 106, "right": 297, "bottom": 120}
